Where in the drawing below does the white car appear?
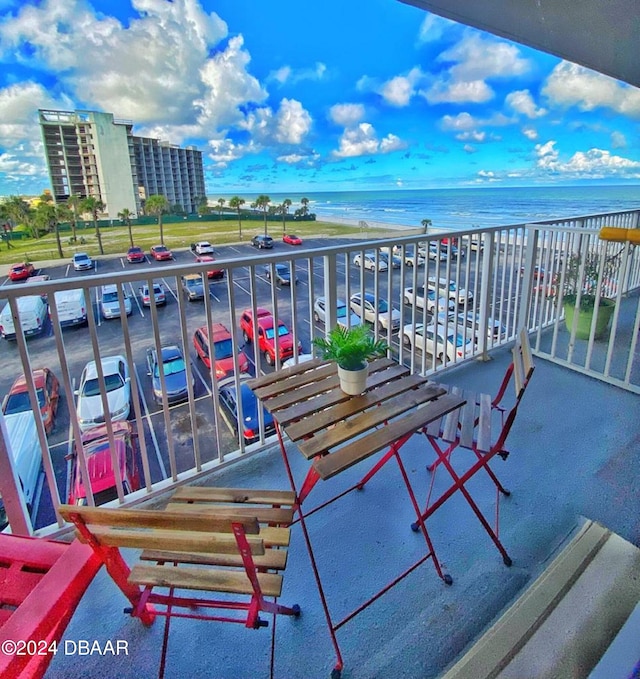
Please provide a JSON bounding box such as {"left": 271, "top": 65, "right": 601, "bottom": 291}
{"left": 427, "top": 277, "right": 473, "bottom": 306}
{"left": 313, "top": 297, "right": 362, "bottom": 329}
{"left": 398, "top": 246, "right": 425, "bottom": 267}
{"left": 100, "top": 284, "right": 133, "bottom": 319}
{"left": 72, "top": 252, "right": 93, "bottom": 271}
{"left": 454, "top": 311, "right": 506, "bottom": 343}
{"left": 75, "top": 355, "right": 131, "bottom": 431}
{"left": 349, "top": 292, "right": 401, "bottom": 331}
{"left": 193, "top": 241, "right": 214, "bottom": 255}
{"left": 402, "top": 323, "right": 475, "bottom": 363}
{"left": 283, "top": 353, "right": 315, "bottom": 368}
{"left": 353, "top": 252, "right": 388, "bottom": 271}
{"left": 418, "top": 243, "right": 448, "bottom": 262}
{"left": 378, "top": 252, "right": 402, "bottom": 269}
{"left": 403, "top": 286, "right": 455, "bottom": 314}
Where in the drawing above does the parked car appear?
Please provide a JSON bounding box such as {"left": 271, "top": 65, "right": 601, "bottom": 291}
{"left": 191, "top": 241, "right": 214, "bottom": 255}
{"left": 418, "top": 243, "right": 448, "bottom": 262}
{"left": 218, "top": 374, "right": 275, "bottom": 443}
{"left": 67, "top": 421, "right": 140, "bottom": 506}
{"left": 9, "top": 262, "right": 35, "bottom": 281}
{"left": 193, "top": 323, "right": 249, "bottom": 379}
{"left": 25, "top": 274, "right": 50, "bottom": 300}
{"left": 146, "top": 345, "right": 191, "bottom": 404}
{"left": 264, "top": 263, "right": 297, "bottom": 286}
{"left": 379, "top": 252, "right": 402, "bottom": 269}
{"left": 149, "top": 244, "right": 173, "bottom": 261}
{"left": 453, "top": 311, "right": 506, "bottom": 344}
{"left": 402, "top": 323, "right": 475, "bottom": 362}
{"left": 313, "top": 297, "right": 362, "bottom": 329}
{"left": 139, "top": 282, "right": 166, "bottom": 307}
{"left": 349, "top": 292, "right": 401, "bottom": 331}
{"left": 51, "top": 289, "right": 87, "bottom": 327}
{"left": 100, "top": 284, "right": 132, "bottom": 319}
{"left": 283, "top": 353, "right": 314, "bottom": 368}
{"left": 181, "top": 274, "right": 205, "bottom": 300}
{"left": 75, "top": 355, "right": 131, "bottom": 431}
{"left": 427, "top": 277, "right": 473, "bottom": 306}
{"left": 72, "top": 252, "right": 93, "bottom": 271}
{"left": 126, "top": 246, "right": 146, "bottom": 263}
{"left": 251, "top": 234, "right": 274, "bottom": 249}
{"left": 403, "top": 286, "right": 456, "bottom": 314}
{"left": 196, "top": 255, "right": 224, "bottom": 280}
{"left": 2, "top": 368, "right": 60, "bottom": 435}
{"left": 0, "top": 295, "right": 48, "bottom": 339}
{"left": 283, "top": 234, "right": 302, "bottom": 245}
{"left": 239, "top": 307, "right": 301, "bottom": 366}
{"left": 397, "top": 246, "right": 425, "bottom": 267}
{"left": 520, "top": 265, "right": 547, "bottom": 281}
{"left": 353, "top": 252, "right": 388, "bottom": 271}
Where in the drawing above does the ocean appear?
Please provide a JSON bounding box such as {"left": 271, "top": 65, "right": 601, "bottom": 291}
{"left": 225, "top": 185, "right": 640, "bottom": 232}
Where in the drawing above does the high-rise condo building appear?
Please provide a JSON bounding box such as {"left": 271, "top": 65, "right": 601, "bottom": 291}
{"left": 38, "top": 109, "right": 206, "bottom": 218}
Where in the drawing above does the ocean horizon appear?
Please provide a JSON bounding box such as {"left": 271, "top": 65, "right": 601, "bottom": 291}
{"left": 214, "top": 184, "right": 640, "bottom": 232}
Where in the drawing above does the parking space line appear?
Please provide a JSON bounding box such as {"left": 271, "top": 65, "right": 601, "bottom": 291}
{"left": 161, "top": 277, "right": 179, "bottom": 303}
{"left": 128, "top": 282, "right": 145, "bottom": 317}
{"left": 190, "top": 362, "right": 212, "bottom": 396}
{"left": 233, "top": 279, "right": 253, "bottom": 297}
{"left": 133, "top": 363, "right": 168, "bottom": 479}
{"left": 208, "top": 287, "right": 221, "bottom": 303}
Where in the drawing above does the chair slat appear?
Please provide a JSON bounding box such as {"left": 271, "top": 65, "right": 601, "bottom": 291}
{"left": 171, "top": 487, "right": 296, "bottom": 507}
{"left": 140, "top": 548, "right": 288, "bottom": 571}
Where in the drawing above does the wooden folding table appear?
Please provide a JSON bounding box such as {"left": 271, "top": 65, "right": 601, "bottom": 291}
{"left": 248, "top": 357, "right": 465, "bottom": 679}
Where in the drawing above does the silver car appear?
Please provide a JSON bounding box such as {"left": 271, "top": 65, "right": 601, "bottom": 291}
{"left": 313, "top": 297, "right": 362, "bottom": 329}
{"left": 349, "top": 292, "right": 401, "bottom": 331}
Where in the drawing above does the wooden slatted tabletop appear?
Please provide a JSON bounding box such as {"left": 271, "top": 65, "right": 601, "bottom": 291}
{"left": 248, "top": 359, "right": 466, "bottom": 481}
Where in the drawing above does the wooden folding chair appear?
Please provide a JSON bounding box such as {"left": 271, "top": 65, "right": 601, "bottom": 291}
{"left": 414, "top": 327, "right": 535, "bottom": 565}
{"left": 59, "top": 486, "right": 300, "bottom": 679}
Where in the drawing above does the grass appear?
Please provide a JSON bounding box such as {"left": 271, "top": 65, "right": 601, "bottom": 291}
{"left": 0, "top": 218, "right": 421, "bottom": 267}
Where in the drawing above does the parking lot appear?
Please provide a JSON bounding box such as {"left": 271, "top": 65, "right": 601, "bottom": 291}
{"left": 0, "top": 234, "right": 491, "bottom": 530}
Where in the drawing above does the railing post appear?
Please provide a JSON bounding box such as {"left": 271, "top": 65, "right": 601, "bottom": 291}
{"left": 323, "top": 253, "right": 338, "bottom": 333}
{"left": 0, "top": 411, "right": 32, "bottom": 536}
{"left": 517, "top": 226, "right": 539, "bottom": 332}
{"left": 477, "top": 231, "right": 494, "bottom": 361}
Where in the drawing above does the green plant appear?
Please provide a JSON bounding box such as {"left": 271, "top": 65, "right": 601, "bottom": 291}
{"left": 561, "top": 247, "right": 621, "bottom": 311}
{"left": 313, "top": 324, "right": 387, "bottom": 371}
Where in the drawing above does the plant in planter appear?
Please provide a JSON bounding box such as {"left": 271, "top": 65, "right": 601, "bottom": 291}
{"left": 559, "top": 246, "right": 620, "bottom": 340}
{"left": 313, "top": 324, "right": 387, "bottom": 395}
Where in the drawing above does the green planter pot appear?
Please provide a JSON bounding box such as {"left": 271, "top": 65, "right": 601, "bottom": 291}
{"left": 563, "top": 298, "right": 615, "bottom": 340}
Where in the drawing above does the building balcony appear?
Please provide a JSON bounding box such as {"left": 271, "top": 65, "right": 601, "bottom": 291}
{"left": 0, "top": 212, "right": 638, "bottom": 678}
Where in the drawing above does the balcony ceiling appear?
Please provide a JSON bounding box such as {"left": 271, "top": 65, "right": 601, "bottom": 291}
{"left": 400, "top": 0, "right": 640, "bottom": 88}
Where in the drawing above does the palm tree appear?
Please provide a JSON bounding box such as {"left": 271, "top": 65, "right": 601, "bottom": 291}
{"left": 66, "top": 194, "right": 81, "bottom": 242}
{"left": 421, "top": 218, "right": 432, "bottom": 234}
{"left": 54, "top": 204, "right": 72, "bottom": 258}
{"left": 280, "top": 198, "right": 292, "bottom": 234}
{"left": 4, "top": 195, "right": 33, "bottom": 239}
{"left": 0, "top": 200, "right": 16, "bottom": 249}
{"left": 80, "top": 196, "right": 105, "bottom": 254}
{"left": 145, "top": 194, "right": 169, "bottom": 244}
{"left": 118, "top": 208, "right": 135, "bottom": 247}
{"left": 300, "top": 197, "right": 310, "bottom": 217}
{"left": 254, "top": 195, "right": 271, "bottom": 235}
{"left": 228, "top": 196, "right": 245, "bottom": 240}
{"left": 217, "top": 198, "right": 226, "bottom": 218}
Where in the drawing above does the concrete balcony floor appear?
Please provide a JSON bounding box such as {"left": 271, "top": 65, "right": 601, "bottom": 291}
{"left": 45, "top": 343, "right": 640, "bottom": 679}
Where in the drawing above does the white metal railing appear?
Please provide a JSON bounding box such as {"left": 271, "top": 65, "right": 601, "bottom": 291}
{"left": 0, "top": 209, "right": 638, "bottom": 536}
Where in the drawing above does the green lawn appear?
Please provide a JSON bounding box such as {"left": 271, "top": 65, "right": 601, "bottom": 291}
{"left": 0, "top": 218, "right": 420, "bottom": 266}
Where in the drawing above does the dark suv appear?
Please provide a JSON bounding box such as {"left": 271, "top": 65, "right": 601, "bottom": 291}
{"left": 251, "top": 235, "right": 274, "bottom": 249}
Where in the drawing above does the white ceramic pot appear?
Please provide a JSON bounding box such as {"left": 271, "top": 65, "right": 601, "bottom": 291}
{"left": 337, "top": 363, "right": 369, "bottom": 395}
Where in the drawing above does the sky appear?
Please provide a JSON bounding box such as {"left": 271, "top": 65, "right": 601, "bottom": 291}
{"left": 1, "top": 0, "right": 640, "bottom": 198}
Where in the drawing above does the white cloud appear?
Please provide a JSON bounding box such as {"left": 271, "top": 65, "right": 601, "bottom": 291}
{"left": 457, "top": 130, "right": 486, "bottom": 142}
{"left": 277, "top": 151, "right": 320, "bottom": 166}
{"left": 272, "top": 99, "right": 312, "bottom": 145}
{"left": 535, "top": 139, "right": 640, "bottom": 176}
{"left": 268, "top": 61, "right": 326, "bottom": 85}
{"left": 422, "top": 33, "right": 530, "bottom": 105}
{"left": 378, "top": 68, "right": 424, "bottom": 107}
{"left": 417, "top": 14, "right": 455, "bottom": 43}
{"left": 332, "top": 123, "right": 407, "bottom": 158}
{"left": 506, "top": 90, "right": 547, "bottom": 118}
{"left": 441, "top": 112, "right": 478, "bottom": 132}
{"left": 523, "top": 127, "right": 538, "bottom": 140}
{"left": 543, "top": 61, "right": 640, "bottom": 117}
{"left": 611, "top": 131, "right": 626, "bottom": 149}
{"left": 329, "top": 103, "right": 365, "bottom": 126}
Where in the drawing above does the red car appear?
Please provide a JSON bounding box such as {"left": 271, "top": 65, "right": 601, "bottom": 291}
{"left": 126, "top": 246, "right": 146, "bottom": 263}
{"left": 193, "top": 323, "right": 249, "bottom": 379}
{"left": 239, "top": 307, "right": 301, "bottom": 366}
{"left": 2, "top": 368, "right": 60, "bottom": 435}
{"left": 196, "top": 255, "right": 225, "bottom": 280}
{"left": 9, "top": 262, "right": 35, "bottom": 281}
{"left": 150, "top": 244, "right": 173, "bottom": 261}
{"left": 283, "top": 234, "right": 302, "bottom": 245}
{"left": 67, "top": 421, "right": 141, "bottom": 505}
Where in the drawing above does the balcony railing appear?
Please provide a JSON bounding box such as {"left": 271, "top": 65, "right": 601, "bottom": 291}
{"left": 0, "top": 209, "right": 638, "bottom": 536}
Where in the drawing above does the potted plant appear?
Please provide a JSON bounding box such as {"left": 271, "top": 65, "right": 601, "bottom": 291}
{"left": 313, "top": 324, "right": 387, "bottom": 395}
{"left": 559, "top": 246, "right": 619, "bottom": 340}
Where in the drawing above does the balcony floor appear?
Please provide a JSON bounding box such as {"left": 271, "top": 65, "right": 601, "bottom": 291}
{"left": 45, "top": 345, "right": 640, "bottom": 679}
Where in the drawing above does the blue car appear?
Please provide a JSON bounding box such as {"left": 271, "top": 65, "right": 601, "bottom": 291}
{"left": 146, "top": 345, "right": 191, "bottom": 404}
{"left": 218, "top": 374, "right": 275, "bottom": 443}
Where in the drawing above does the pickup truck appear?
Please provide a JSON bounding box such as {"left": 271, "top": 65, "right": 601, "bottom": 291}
{"left": 239, "top": 307, "right": 301, "bottom": 366}
{"left": 190, "top": 241, "right": 214, "bottom": 255}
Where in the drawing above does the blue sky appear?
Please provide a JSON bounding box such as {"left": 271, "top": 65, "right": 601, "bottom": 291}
{"left": 1, "top": 0, "right": 640, "bottom": 198}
